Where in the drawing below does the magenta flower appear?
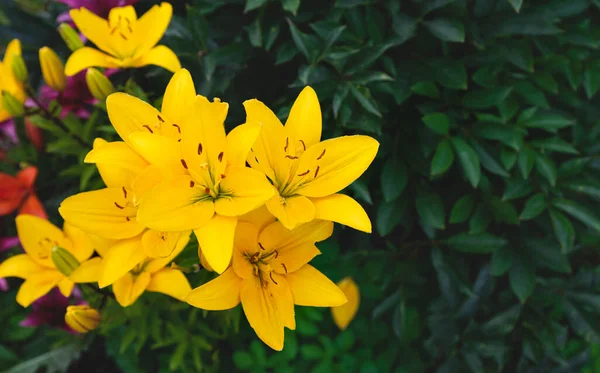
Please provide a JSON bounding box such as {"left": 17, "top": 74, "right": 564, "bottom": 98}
{"left": 56, "top": 0, "right": 139, "bottom": 22}
{"left": 0, "top": 236, "right": 19, "bottom": 291}
{"left": 20, "top": 288, "right": 84, "bottom": 333}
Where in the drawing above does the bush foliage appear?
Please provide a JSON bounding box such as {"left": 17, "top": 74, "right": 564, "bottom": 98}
{"left": 2, "top": 0, "right": 600, "bottom": 372}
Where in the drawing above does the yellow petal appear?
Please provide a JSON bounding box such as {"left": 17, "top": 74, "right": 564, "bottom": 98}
{"left": 132, "top": 45, "right": 181, "bottom": 73}
{"left": 131, "top": 165, "right": 168, "bottom": 202}
{"left": 239, "top": 205, "right": 277, "bottom": 232}
{"left": 243, "top": 99, "right": 290, "bottom": 184}
{"left": 57, "top": 277, "right": 75, "bottom": 297}
{"left": 3, "top": 39, "right": 22, "bottom": 70}
{"left": 128, "top": 132, "right": 185, "bottom": 174}
{"left": 232, "top": 222, "right": 259, "bottom": 279}
{"left": 240, "top": 276, "right": 285, "bottom": 351}
{"left": 106, "top": 92, "right": 162, "bottom": 146}
{"left": 98, "top": 236, "right": 146, "bottom": 288}
{"left": 265, "top": 194, "right": 315, "bottom": 230}
{"left": 87, "top": 234, "right": 116, "bottom": 258}
{"left": 199, "top": 249, "right": 213, "bottom": 272}
{"left": 146, "top": 268, "right": 191, "bottom": 301}
{"left": 312, "top": 194, "right": 372, "bottom": 233}
{"left": 226, "top": 122, "right": 262, "bottom": 166}
{"left": 186, "top": 267, "right": 241, "bottom": 310}
{"left": 143, "top": 231, "right": 190, "bottom": 273}
{"left": 136, "top": 175, "right": 215, "bottom": 231}
{"left": 64, "top": 47, "right": 119, "bottom": 76}
{"left": 180, "top": 97, "right": 228, "bottom": 183}
{"left": 69, "top": 8, "right": 113, "bottom": 56}
{"left": 286, "top": 264, "right": 347, "bottom": 307}
{"left": 16, "top": 214, "right": 66, "bottom": 268}
{"left": 69, "top": 257, "right": 103, "bottom": 283}
{"left": 295, "top": 136, "right": 379, "bottom": 197}
{"left": 59, "top": 188, "right": 144, "bottom": 239}
{"left": 0, "top": 254, "right": 43, "bottom": 279}
{"left": 142, "top": 230, "right": 181, "bottom": 258}
{"left": 215, "top": 166, "right": 275, "bottom": 217}
{"left": 113, "top": 272, "right": 151, "bottom": 307}
{"left": 194, "top": 215, "right": 237, "bottom": 274}
{"left": 272, "top": 273, "right": 296, "bottom": 330}
{"left": 284, "top": 86, "right": 322, "bottom": 148}
{"left": 161, "top": 69, "right": 196, "bottom": 125}
{"left": 133, "top": 3, "right": 173, "bottom": 59}
{"left": 63, "top": 223, "right": 95, "bottom": 262}
{"left": 332, "top": 277, "right": 360, "bottom": 330}
{"left": 16, "top": 270, "right": 63, "bottom": 307}
{"left": 85, "top": 140, "right": 148, "bottom": 189}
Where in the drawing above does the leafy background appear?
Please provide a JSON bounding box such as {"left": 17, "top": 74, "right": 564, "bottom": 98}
{"left": 2, "top": 0, "right": 600, "bottom": 371}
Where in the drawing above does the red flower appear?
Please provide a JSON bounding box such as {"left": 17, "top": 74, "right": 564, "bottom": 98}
{"left": 0, "top": 166, "right": 47, "bottom": 219}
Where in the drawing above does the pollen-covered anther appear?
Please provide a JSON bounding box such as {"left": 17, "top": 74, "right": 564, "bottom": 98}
{"left": 218, "top": 152, "right": 224, "bottom": 162}
{"left": 284, "top": 137, "right": 289, "bottom": 152}
{"left": 126, "top": 217, "right": 131, "bottom": 221}
{"left": 315, "top": 166, "right": 320, "bottom": 178}
{"left": 142, "top": 125, "right": 154, "bottom": 133}
{"left": 197, "top": 143, "right": 203, "bottom": 155}
{"left": 204, "top": 187, "right": 210, "bottom": 194}
{"left": 180, "top": 159, "right": 188, "bottom": 169}
{"left": 122, "top": 187, "right": 127, "bottom": 198}
{"left": 157, "top": 114, "right": 165, "bottom": 123}
{"left": 258, "top": 242, "right": 265, "bottom": 251}
{"left": 281, "top": 263, "right": 288, "bottom": 273}
{"left": 274, "top": 250, "right": 279, "bottom": 259}
{"left": 114, "top": 202, "right": 125, "bottom": 209}
{"left": 298, "top": 169, "right": 310, "bottom": 177}
{"left": 269, "top": 272, "right": 278, "bottom": 285}
{"left": 285, "top": 155, "right": 299, "bottom": 160}
{"left": 172, "top": 124, "right": 181, "bottom": 133}
{"left": 299, "top": 140, "right": 306, "bottom": 151}
{"left": 190, "top": 181, "right": 195, "bottom": 188}
{"left": 317, "top": 149, "right": 326, "bottom": 160}
{"left": 220, "top": 174, "right": 226, "bottom": 179}
{"left": 119, "top": 32, "right": 128, "bottom": 40}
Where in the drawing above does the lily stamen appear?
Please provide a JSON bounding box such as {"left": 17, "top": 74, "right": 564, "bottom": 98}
{"left": 317, "top": 149, "right": 326, "bottom": 160}
{"left": 142, "top": 125, "right": 153, "bottom": 133}
{"left": 114, "top": 202, "right": 125, "bottom": 209}
{"left": 269, "top": 272, "right": 278, "bottom": 285}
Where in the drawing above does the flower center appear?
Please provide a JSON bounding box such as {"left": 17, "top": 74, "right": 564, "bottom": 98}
{"left": 113, "top": 186, "right": 136, "bottom": 222}
{"left": 108, "top": 14, "right": 134, "bottom": 41}
{"left": 245, "top": 243, "right": 288, "bottom": 287}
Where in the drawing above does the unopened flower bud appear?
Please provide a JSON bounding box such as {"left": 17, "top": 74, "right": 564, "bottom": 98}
{"left": 51, "top": 246, "right": 80, "bottom": 276}
{"left": 11, "top": 55, "right": 28, "bottom": 82}
{"left": 65, "top": 305, "right": 101, "bottom": 333}
{"left": 86, "top": 68, "right": 115, "bottom": 102}
{"left": 1, "top": 91, "right": 24, "bottom": 117}
{"left": 58, "top": 23, "right": 83, "bottom": 51}
{"left": 39, "top": 47, "right": 66, "bottom": 92}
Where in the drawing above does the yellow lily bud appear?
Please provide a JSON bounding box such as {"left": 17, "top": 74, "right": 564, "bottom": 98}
{"left": 332, "top": 277, "right": 360, "bottom": 330}
{"left": 11, "top": 55, "right": 28, "bottom": 82}
{"left": 64, "top": 305, "right": 101, "bottom": 333}
{"left": 1, "top": 91, "right": 24, "bottom": 117}
{"left": 39, "top": 47, "right": 66, "bottom": 92}
{"left": 51, "top": 246, "right": 80, "bottom": 276}
{"left": 85, "top": 68, "right": 115, "bottom": 102}
{"left": 58, "top": 23, "right": 84, "bottom": 51}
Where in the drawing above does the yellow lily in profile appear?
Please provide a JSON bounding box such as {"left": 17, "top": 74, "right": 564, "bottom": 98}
{"left": 332, "top": 277, "right": 360, "bottom": 330}
{"left": 0, "top": 39, "right": 26, "bottom": 122}
{"left": 244, "top": 87, "right": 379, "bottom": 231}
{"left": 0, "top": 215, "right": 96, "bottom": 307}
{"left": 65, "top": 3, "right": 181, "bottom": 76}
{"left": 186, "top": 219, "right": 347, "bottom": 351}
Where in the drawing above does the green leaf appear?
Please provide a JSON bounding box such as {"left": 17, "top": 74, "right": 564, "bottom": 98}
{"left": 286, "top": 19, "right": 310, "bottom": 61}
{"left": 5, "top": 344, "right": 81, "bottom": 373}
{"left": 533, "top": 71, "right": 559, "bottom": 94}
{"left": 416, "top": 191, "right": 445, "bottom": 230}
{"left": 247, "top": 18, "right": 262, "bottom": 47}
{"left": 376, "top": 198, "right": 407, "bottom": 236}
{"left": 463, "top": 87, "right": 512, "bottom": 109}
{"left": 449, "top": 195, "right": 475, "bottom": 224}
{"left": 549, "top": 208, "right": 575, "bottom": 253}
{"left": 423, "top": 112, "right": 450, "bottom": 135}
{"left": 244, "top": 0, "right": 267, "bottom": 12}
{"left": 490, "top": 197, "right": 520, "bottom": 225}
{"left": 282, "top": 0, "right": 301, "bottom": 14}
{"left": 563, "top": 300, "right": 600, "bottom": 343}
{"left": 524, "top": 238, "right": 571, "bottom": 274}
{"left": 392, "top": 13, "right": 417, "bottom": 43}
{"left": 490, "top": 248, "right": 513, "bottom": 276}
{"left": 584, "top": 66, "right": 600, "bottom": 99}
{"left": 381, "top": 158, "right": 407, "bottom": 202}
{"left": 500, "top": 148, "right": 518, "bottom": 170}
{"left": 410, "top": 81, "right": 440, "bottom": 98}
{"left": 517, "top": 147, "right": 536, "bottom": 178}
{"left": 552, "top": 199, "right": 600, "bottom": 232}
{"left": 482, "top": 304, "right": 522, "bottom": 335}
{"left": 431, "top": 140, "right": 455, "bottom": 176}
{"left": 469, "top": 204, "right": 492, "bottom": 233}
{"left": 520, "top": 111, "right": 575, "bottom": 133}
{"left": 345, "top": 43, "right": 396, "bottom": 75}
{"left": 502, "top": 178, "right": 534, "bottom": 201}
{"left": 509, "top": 257, "right": 536, "bottom": 303}
{"left": 513, "top": 81, "right": 549, "bottom": 108}
{"left": 530, "top": 137, "right": 578, "bottom": 155}
{"left": 535, "top": 154, "right": 557, "bottom": 187}
{"left": 431, "top": 60, "right": 468, "bottom": 90}
{"left": 233, "top": 351, "right": 254, "bottom": 370}
{"left": 563, "top": 181, "right": 600, "bottom": 200}
{"left": 451, "top": 137, "right": 481, "bottom": 188}
{"left": 350, "top": 85, "right": 381, "bottom": 117}
{"left": 444, "top": 233, "right": 507, "bottom": 253}
{"left": 508, "top": 0, "right": 524, "bottom": 12}
{"left": 520, "top": 193, "right": 546, "bottom": 220}
{"left": 472, "top": 141, "right": 510, "bottom": 177}
{"left": 424, "top": 18, "right": 465, "bottom": 42}
{"left": 300, "top": 345, "right": 324, "bottom": 360}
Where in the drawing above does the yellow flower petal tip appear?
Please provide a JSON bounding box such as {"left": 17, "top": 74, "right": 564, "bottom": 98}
{"left": 0, "top": 39, "right": 26, "bottom": 122}
{"left": 65, "top": 305, "right": 101, "bottom": 333}
{"left": 332, "top": 277, "right": 360, "bottom": 331}
{"left": 65, "top": 2, "right": 180, "bottom": 75}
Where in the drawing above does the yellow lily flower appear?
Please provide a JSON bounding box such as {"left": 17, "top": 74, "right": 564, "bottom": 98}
{"left": 0, "top": 39, "right": 26, "bottom": 122}
{"left": 186, "top": 219, "right": 347, "bottom": 351}
{"left": 332, "top": 277, "right": 360, "bottom": 330}
{"left": 65, "top": 3, "right": 181, "bottom": 76}
{"left": 0, "top": 215, "right": 97, "bottom": 307}
{"left": 243, "top": 86, "right": 379, "bottom": 231}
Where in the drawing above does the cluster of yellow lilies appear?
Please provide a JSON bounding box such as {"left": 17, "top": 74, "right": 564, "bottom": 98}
{"left": 0, "top": 2, "right": 378, "bottom": 350}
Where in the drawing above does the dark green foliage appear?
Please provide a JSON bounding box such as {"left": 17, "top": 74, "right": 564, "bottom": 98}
{"left": 3, "top": 0, "right": 600, "bottom": 371}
